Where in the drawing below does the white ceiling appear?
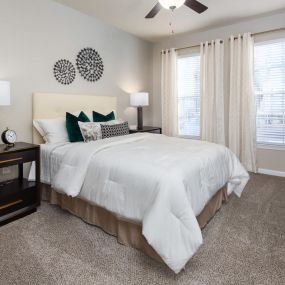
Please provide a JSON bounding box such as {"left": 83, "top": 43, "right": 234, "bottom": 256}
{"left": 54, "top": 0, "right": 285, "bottom": 42}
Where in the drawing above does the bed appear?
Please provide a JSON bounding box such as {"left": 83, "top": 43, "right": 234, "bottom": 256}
{"left": 33, "top": 93, "right": 249, "bottom": 273}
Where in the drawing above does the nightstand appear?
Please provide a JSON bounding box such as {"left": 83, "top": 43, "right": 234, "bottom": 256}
{"left": 129, "top": 126, "right": 162, "bottom": 134}
{"left": 0, "top": 142, "right": 40, "bottom": 226}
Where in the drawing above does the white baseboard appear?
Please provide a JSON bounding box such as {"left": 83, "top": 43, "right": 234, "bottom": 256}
{"left": 258, "top": 168, "right": 285, "bottom": 177}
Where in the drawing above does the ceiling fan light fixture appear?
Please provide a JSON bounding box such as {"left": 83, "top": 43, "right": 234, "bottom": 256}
{"left": 158, "top": 0, "right": 186, "bottom": 10}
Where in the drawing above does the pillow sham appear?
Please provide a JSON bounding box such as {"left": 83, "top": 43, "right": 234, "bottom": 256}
{"left": 79, "top": 119, "right": 123, "bottom": 142}
{"left": 72, "top": 111, "right": 93, "bottom": 122}
{"left": 33, "top": 118, "right": 69, "bottom": 144}
{"left": 66, "top": 111, "right": 90, "bottom": 142}
{"left": 93, "top": 111, "right": 115, "bottom": 122}
{"left": 101, "top": 122, "right": 129, "bottom": 139}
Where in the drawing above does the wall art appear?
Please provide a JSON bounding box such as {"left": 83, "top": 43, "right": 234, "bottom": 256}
{"left": 53, "top": 59, "right": 76, "bottom": 85}
{"left": 76, "top": 48, "right": 104, "bottom": 82}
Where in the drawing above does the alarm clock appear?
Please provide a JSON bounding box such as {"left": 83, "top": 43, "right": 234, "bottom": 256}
{"left": 1, "top": 128, "right": 17, "bottom": 147}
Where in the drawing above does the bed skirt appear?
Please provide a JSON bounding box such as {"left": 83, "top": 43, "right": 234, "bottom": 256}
{"left": 41, "top": 184, "right": 228, "bottom": 263}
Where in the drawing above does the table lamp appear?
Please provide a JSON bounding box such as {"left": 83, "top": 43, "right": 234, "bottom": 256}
{"left": 0, "top": 81, "right": 10, "bottom": 106}
{"left": 0, "top": 80, "right": 11, "bottom": 141}
{"left": 130, "top": 92, "right": 149, "bottom": 130}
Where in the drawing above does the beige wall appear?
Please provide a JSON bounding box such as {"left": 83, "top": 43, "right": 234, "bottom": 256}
{"left": 257, "top": 148, "right": 285, "bottom": 173}
{"left": 152, "top": 10, "right": 285, "bottom": 173}
{"left": 0, "top": 0, "right": 153, "bottom": 144}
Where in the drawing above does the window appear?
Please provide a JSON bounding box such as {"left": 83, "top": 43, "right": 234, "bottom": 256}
{"left": 177, "top": 54, "right": 200, "bottom": 137}
{"left": 254, "top": 39, "right": 285, "bottom": 147}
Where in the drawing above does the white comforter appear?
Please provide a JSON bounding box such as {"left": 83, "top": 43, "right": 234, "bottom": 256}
{"left": 51, "top": 133, "right": 249, "bottom": 273}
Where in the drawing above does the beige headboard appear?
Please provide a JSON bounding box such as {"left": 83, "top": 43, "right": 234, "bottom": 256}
{"left": 33, "top": 93, "right": 117, "bottom": 144}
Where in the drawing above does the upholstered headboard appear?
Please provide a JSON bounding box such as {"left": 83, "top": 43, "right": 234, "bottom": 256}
{"left": 32, "top": 93, "right": 117, "bottom": 144}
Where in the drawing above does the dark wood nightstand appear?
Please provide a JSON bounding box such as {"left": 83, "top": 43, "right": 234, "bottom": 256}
{"left": 129, "top": 126, "right": 162, "bottom": 134}
{"left": 0, "top": 142, "right": 40, "bottom": 226}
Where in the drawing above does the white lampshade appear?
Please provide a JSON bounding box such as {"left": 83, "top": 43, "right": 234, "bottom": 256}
{"left": 158, "top": 0, "right": 185, "bottom": 9}
{"left": 130, "top": 92, "right": 149, "bottom": 107}
{"left": 0, "top": 81, "right": 11, "bottom": 106}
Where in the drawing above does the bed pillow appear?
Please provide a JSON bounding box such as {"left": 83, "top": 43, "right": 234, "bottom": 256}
{"left": 33, "top": 118, "right": 69, "bottom": 144}
{"left": 79, "top": 119, "right": 123, "bottom": 142}
{"left": 66, "top": 111, "right": 90, "bottom": 142}
{"left": 72, "top": 111, "right": 93, "bottom": 122}
{"left": 101, "top": 122, "right": 129, "bottom": 139}
{"left": 93, "top": 111, "right": 115, "bottom": 122}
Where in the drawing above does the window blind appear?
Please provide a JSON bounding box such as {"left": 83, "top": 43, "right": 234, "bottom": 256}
{"left": 254, "top": 39, "right": 285, "bottom": 146}
{"left": 177, "top": 54, "right": 201, "bottom": 137}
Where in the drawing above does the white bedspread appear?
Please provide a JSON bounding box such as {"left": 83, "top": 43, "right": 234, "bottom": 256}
{"left": 37, "top": 142, "right": 80, "bottom": 184}
{"left": 50, "top": 133, "right": 249, "bottom": 273}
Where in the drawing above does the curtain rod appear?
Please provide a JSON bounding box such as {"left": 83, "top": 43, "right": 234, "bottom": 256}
{"left": 175, "top": 40, "right": 223, "bottom": 52}
{"left": 231, "top": 27, "right": 285, "bottom": 40}
{"left": 174, "top": 27, "right": 285, "bottom": 52}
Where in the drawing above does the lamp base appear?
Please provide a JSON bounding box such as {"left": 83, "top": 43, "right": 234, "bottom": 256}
{"left": 137, "top": 107, "right": 143, "bottom": 130}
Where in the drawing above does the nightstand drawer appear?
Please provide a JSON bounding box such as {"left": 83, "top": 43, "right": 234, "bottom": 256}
{"left": 129, "top": 126, "right": 162, "bottom": 134}
{"left": 0, "top": 150, "right": 36, "bottom": 168}
{"left": 0, "top": 142, "right": 40, "bottom": 226}
{"left": 0, "top": 186, "right": 37, "bottom": 217}
{"left": 147, "top": 129, "right": 161, "bottom": 134}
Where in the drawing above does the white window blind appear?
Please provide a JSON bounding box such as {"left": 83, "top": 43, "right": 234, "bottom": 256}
{"left": 254, "top": 39, "right": 285, "bottom": 147}
{"left": 177, "top": 54, "right": 201, "bottom": 137}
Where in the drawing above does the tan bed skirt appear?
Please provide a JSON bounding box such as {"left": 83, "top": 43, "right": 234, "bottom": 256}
{"left": 41, "top": 184, "right": 228, "bottom": 263}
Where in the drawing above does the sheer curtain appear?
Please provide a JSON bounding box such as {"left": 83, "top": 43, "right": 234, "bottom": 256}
{"left": 200, "top": 40, "right": 225, "bottom": 145}
{"left": 161, "top": 48, "right": 178, "bottom": 136}
{"left": 229, "top": 33, "right": 257, "bottom": 172}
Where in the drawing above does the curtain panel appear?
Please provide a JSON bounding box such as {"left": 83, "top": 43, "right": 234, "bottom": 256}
{"left": 229, "top": 33, "right": 257, "bottom": 172}
{"left": 200, "top": 40, "right": 225, "bottom": 145}
{"left": 161, "top": 49, "right": 178, "bottom": 136}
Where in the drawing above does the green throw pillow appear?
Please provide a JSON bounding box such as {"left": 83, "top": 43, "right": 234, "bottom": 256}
{"left": 93, "top": 111, "right": 115, "bottom": 122}
{"left": 66, "top": 112, "right": 90, "bottom": 142}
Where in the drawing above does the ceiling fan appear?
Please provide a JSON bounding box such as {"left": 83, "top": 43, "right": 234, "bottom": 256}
{"left": 145, "top": 0, "right": 208, "bottom": 18}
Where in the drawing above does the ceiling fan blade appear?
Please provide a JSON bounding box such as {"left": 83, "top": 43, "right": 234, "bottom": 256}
{"left": 184, "top": 0, "right": 208, "bottom": 14}
{"left": 145, "top": 2, "right": 162, "bottom": 19}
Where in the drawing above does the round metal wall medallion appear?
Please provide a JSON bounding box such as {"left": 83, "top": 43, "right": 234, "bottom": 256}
{"left": 76, "top": 48, "right": 104, "bottom": 82}
{"left": 53, "top": 59, "right": 76, "bottom": 85}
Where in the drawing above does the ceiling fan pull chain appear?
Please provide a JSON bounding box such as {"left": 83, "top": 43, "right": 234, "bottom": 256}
{"left": 169, "top": 21, "right": 175, "bottom": 35}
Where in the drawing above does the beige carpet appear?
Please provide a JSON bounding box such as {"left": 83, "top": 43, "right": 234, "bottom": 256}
{"left": 0, "top": 173, "right": 284, "bottom": 285}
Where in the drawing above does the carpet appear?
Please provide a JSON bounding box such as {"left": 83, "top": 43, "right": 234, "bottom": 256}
{"left": 0, "top": 173, "right": 284, "bottom": 285}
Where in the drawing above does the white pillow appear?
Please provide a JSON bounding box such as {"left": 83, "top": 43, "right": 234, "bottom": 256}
{"left": 79, "top": 119, "right": 123, "bottom": 143}
{"left": 33, "top": 118, "right": 69, "bottom": 144}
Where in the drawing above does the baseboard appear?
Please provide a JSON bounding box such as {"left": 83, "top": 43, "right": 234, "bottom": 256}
{"left": 258, "top": 168, "right": 285, "bottom": 178}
